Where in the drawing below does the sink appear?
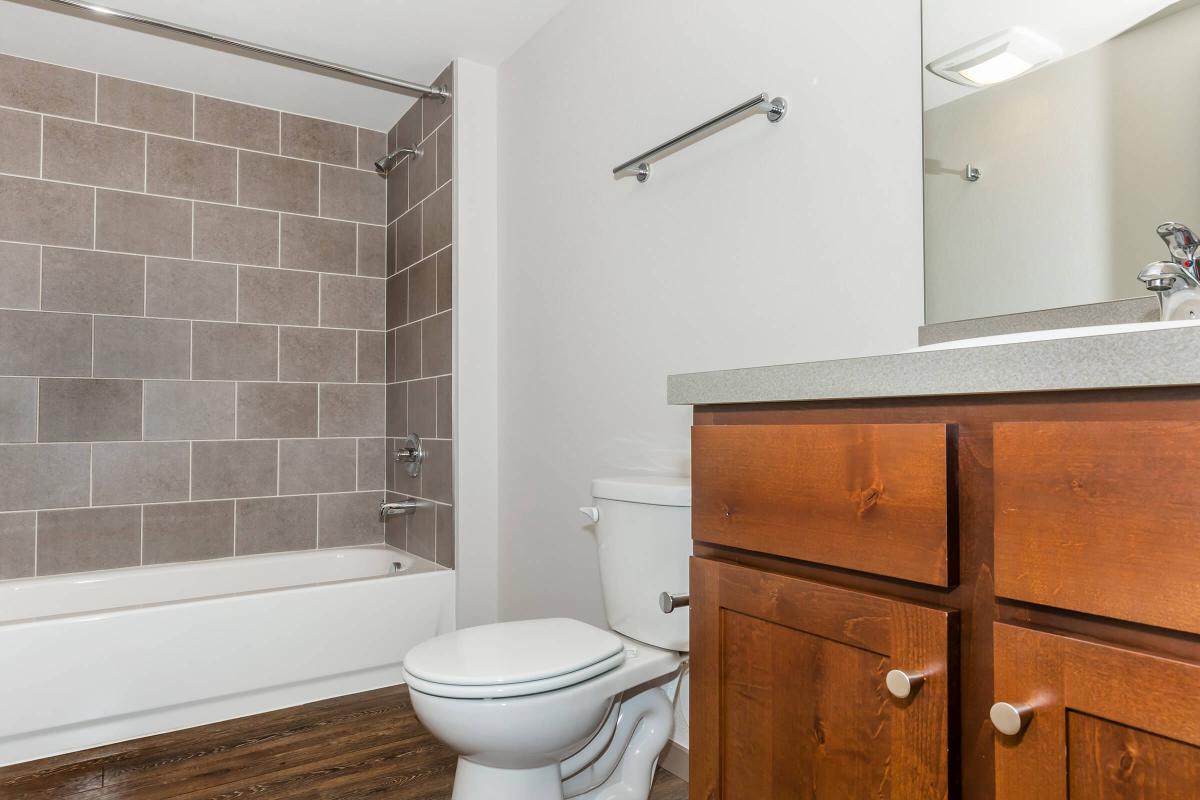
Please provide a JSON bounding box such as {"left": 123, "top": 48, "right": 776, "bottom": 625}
{"left": 909, "top": 319, "right": 1200, "bottom": 352}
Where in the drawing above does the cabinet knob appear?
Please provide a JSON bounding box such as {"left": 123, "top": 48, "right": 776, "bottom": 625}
{"left": 990, "top": 702, "right": 1034, "bottom": 736}
{"left": 885, "top": 669, "right": 926, "bottom": 699}
{"left": 659, "top": 592, "right": 689, "bottom": 614}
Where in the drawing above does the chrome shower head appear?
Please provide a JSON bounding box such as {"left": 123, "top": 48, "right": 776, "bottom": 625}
{"left": 372, "top": 145, "right": 423, "bottom": 177}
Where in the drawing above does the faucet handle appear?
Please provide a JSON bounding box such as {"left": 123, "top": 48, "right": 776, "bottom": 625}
{"left": 1157, "top": 222, "right": 1200, "bottom": 269}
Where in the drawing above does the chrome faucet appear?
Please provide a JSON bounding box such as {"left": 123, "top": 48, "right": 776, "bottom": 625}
{"left": 1139, "top": 222, "right": 1200, "bottom": 320}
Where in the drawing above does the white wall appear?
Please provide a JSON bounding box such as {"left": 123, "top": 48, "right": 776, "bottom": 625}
{"left": 495, "top": 0, "right": 924, "bottom": 628}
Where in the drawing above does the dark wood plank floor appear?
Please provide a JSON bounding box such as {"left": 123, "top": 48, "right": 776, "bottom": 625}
{"left": 0, "top": 685, "right": 688, "bottom": 800}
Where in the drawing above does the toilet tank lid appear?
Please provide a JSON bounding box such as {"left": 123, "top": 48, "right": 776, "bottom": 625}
{"left": 592, "top": 476, "right": 691, "bottom": 507}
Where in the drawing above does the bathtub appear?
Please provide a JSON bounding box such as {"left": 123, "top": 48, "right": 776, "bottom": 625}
{"left": 0, "top": 544, "right": 454, "bottom": 767}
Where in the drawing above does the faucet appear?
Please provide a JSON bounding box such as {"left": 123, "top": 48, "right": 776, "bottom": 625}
{"left": 1139, "top": 222, "right": 1200, "bottom": 320}
{"left": 379, "top": 499, "right": 418, "bottom": 520}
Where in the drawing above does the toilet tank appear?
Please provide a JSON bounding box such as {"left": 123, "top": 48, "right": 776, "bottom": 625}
{"left": 590, "top": 476, "right": 691, "bottom": 652}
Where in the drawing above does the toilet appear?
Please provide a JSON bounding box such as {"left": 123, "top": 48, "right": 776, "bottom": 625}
{"left": 401, "top": 476, "right": 691, "bottom": 800}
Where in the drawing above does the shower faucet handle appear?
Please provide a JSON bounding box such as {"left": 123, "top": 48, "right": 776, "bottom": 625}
{"left": 393, "top": 433, "right": 425, "bottom": 478}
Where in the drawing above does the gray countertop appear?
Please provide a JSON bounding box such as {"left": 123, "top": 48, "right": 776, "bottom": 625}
{"left": 667, "top": 326, "right": 1200, "bottom": 406}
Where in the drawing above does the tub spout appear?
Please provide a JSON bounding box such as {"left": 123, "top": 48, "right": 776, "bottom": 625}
{"left": 379, "top": 499, "right": 418, "bottom": 520}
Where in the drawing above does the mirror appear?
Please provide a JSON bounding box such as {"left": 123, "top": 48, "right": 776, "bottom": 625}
{"left": 923, "top": 0, "right": 1197, "bottom": 323}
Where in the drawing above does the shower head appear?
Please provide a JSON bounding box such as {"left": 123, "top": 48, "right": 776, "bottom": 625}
{"left": 373, "top": 145, "right": 423, "bottom": 176}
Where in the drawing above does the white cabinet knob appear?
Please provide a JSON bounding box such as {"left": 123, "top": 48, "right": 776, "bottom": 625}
{"left": 990, "top": 702, "right": 1034, "bottom": 736}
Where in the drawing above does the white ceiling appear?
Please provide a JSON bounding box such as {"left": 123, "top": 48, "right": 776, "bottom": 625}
{"left": 0, "top": 0, "right": 571, "bottom": 129}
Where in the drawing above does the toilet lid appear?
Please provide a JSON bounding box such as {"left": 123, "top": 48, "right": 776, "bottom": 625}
{"left": 403, "top": 618, "right": 624, "bottom": 688}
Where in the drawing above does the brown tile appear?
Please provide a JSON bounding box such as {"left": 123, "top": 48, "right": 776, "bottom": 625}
{"left": 37, "top": 506, "right": 141, "bottom": 575}
{"left": 358, "top": 128, "right": 387, "bottom": 171}
{"left": 97, "top": 76, "right": 192, "bottom": 137}
{"left": 422, "top": 310, "right": 452, "bottom": 377}
{"left": 394, "top": 321, "right": 421, "bottom": 381}
{"left": 436, "top": 246, "right": 453, "bottom": 312}
{"left": 192, "top": 321, "right": 277, "bottom": 381}
{"left": 142, "top": 500, "right": 234, "bottom": 565}
{"left": 0, "top": 511, "right": 35, "bottom": 579}
{"left": 0, "top": 309, "right": 91, "bottom": 377}
{"left": 281, "top": 113, "right": 356, "bottom": 167}
{"left": 236, "top": 382, "right": 318, "bottom": 439}
{"left": 236, "top": 495, "right": 316, "bottom": 554}
{"left": 437, "top": 376, "right": 452, "bottom": 438}
{"left": 384, "top": 328, "right": 395, "bottom": 383}
{"left": 0, "top": 174, "right": 94, "bottom": 248}
{"left": 0, "top": 107, "right": 40, "bottom": 177}
{"left": 279, "top": 326, "right": 355, "bottom": 383}
{"left": 146, "top": 136, "right": 237, "bottom": 203}
{"left": 238, "top": 266, "right": 318, "bottom": 326}
{"left": 318, "top": 491, "right": 385, "bottom": 547}
{"left": 145, "top": 257, "right": 236, "bottom": 321}
{"left": 422, "top": 183, "right": 452, "bottom": 257}
{"left": 436, "top": 123, "right": 452, "bottom": 187}
{"left": 321, "top": 165, "right": 385, "bottom": 224}
{"left": 423, "top": 65, "right": 453, "bottom": 138}
{"left": 192, "top": 439, "right": 278, "bottom": 500}
{"left": 193, "top": 203, "right": 279, "bottom": 267}
{"left": 435, "top": 504, "right": 454, "bottom": 568}
{"left": 96, "top": 190, "right": 191, "bottom": 258}
{"left": 407, "top": 378, "right": 436, "bottom": 439}
{"left": 280, "top": 214, "right": 356, "bottom": 274}
{"left": 279, "top": 438, "right": 356, "bottom": 495}
{"left": 0, "top": 242, "right": 42, "bottom": 310}
{"left": 0, "top": 443, "right": 90, "bottom": 512}
{"left": 386, "top": 157, "right": 407, "bottom": 224}
{"left": 408, "top": 254, "right": 436, "bottom": 320}
{"left": 386, "top": 219, "right": 397, "bottom": 275}
{"left": 319, "top": 383, "right": 384, "bottom": 437}
{"left": 410, "top": 142, "right": 437, "bottom": 203}
{"left": 42, "top": 117, "right": 144, "bottom": 191}
{"left": 386, "top": 271, "right": 408, "bottom": 330}
{"left": 39, "top": 378, "right": 142, "bottom": 442}
{"left": 421, "top": 438, "right": 453, "bottom": 504}
{"left": 41, "top": 247, "right": 144, "bottom": 316}
{"left": 320, "top": 274, "right": 384, "bottom": 330}
{"left": 94, "top": 316, "right": 190, "bottom": 379}
{"left": 239, "top": 151, "right": 318, "bottom": 215}
{"left": 392, "top": 102, "right": 422, "bottom": 156}
{"left": 383, "top": 490, "right": 407, "bottom": 548}
{"left": 195, "top": 95, "right": 279, "bottom": 153}
{"left": 357, "top": 331, "right": 384, "bottom": 383}
{"left": 357, "top": 224, "right": 386, "bottom": 278}
{"left": 0, "top": 53, "right": 94, "bottom": 120}
{"left": 407, "top": 499, "right": 435, "bottom": 560}
{"left": 0, "top": 378, "right": 36, "bottom": 443}
{"left": 357, "top": 438, "right": 385, "bottom": 491}
{"left": 92, "top": 442, "right": 190, "bottom": 506}
{"left": 385, "top": 383, "right": 406, "bottom": 439}
{"left": 144, "top": 380, "right": 235, "bottom": 441}
{"left": 395, "top": 204, "right": 421, "bottom": 270}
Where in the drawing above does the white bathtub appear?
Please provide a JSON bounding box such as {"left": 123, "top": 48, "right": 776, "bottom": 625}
{"left": 0, "top": 544, "right": 454, "bottom": 767}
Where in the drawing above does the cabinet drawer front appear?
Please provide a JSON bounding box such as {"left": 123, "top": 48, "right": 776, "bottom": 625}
{"left": 995, "top": 421, "right": 1200, "bottom": 634}
{"left": 692, "top": 423, "right": 954, "bottom": 586}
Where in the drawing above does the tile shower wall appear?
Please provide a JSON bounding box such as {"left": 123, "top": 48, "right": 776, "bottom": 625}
{"left": 0, "top": 52, "right": 391, "bottom": 580}
{"left": 384, "top": 64, "right": 454, "bottom": 569}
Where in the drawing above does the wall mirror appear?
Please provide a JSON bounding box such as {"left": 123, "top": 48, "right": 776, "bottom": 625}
{"left": 923, "top": 0, "right": 1196, "bottom": 323}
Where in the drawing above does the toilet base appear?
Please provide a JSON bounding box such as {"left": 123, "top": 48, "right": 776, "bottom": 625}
{"left": 451, "top": 758, "right": 564, "bottom": 800}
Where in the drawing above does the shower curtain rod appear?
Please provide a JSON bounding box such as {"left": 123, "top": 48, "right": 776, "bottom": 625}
{"left": 40, "top": 0, "right": 451, "bottom": 100}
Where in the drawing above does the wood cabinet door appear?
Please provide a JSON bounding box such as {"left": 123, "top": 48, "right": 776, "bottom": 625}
{"left": 993, "top": 623, "right": 1200, "bottom": 798}
{"left": 690, "top": 558, "right": 953, "bottom": 800}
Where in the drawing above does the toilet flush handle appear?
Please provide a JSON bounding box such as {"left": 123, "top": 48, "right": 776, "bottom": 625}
{"left": 579, "top": 506, "right": 600, "bottom": 523}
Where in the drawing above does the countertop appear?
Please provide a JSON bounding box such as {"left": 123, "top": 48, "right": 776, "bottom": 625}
{"left": 667, "top": 325, "right": 1200, "bottom": 406}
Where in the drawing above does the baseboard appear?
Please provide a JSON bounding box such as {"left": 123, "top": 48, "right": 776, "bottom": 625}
{"left": 659, "top": 740, "right": 689, "bottom": 782}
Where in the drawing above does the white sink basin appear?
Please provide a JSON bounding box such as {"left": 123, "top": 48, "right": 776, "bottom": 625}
{"left": 910, "top": 319, "right": 1200, "bottom": 352}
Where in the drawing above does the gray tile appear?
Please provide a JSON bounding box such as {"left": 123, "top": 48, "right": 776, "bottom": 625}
{"left": 319, "top": 383, "right": 384, "bottom": 437}
{"left": 320, "top": 165, "right": 385, "bottom": 224}
{"left": 0, "top": 309, "right": 91, "bottom": 377}
{"left": 386, "top": 270, "right": 407, "bottom": 330}
{"left": 436, "top": 376, "right": 453, "bottom": 439}
{"left": 436, "top": 123, "right": 452, "bottom": 188}
{"left": 145, "top": 258, "right": 236, "bottom": 321}
{"left": 93, "top": 316, "right": 190, "bottom": 379}
{"left": 358, "top": 128, "right": 386, "bottom": 171}
{"left": 146, "top": 136, "right": 237, "bottom": 203}
{"left": 0, "top": 242, "right": 40, "bottom": 310}
{"left": 39, "top": 379, "right": 141, "bottom": 442}
{"left": 394, "top": 322, "right": 421, "bottom": 381}
{"left": 421, "top": 438, "right": 453, "bottom": 504}
{"left": 0, "top": 378, "right": 37, "bottom": 443}
{"left": 410, "top": 137, "right": 437, "bottom": 203}
{"left": 193, "top": 203, "right": 279, "bottom": 267}
{"left": 195, "top": 95, "right": 279, "bottom": 153}
{"left": 386, "top": 219, "right": 396, "bottom": 276}
{"left": 435, "top": 504, "right": 454, "bottom": 568}
{"left": 144, "top": 380, "right": 235, "bottom": 440}
{"left": 386, "top": 157, "right": 408, "bottom": 225}
{"left": 238, "top": 266, "right": 318, "bottom": 326}
{"left": 383, "top": 490, "right": 406, "bottom": 548}
{"left": 437, "top": 246, "right": 453, "bottom": 312}
{"left": 281, "top": 113, "right": 356, "bottom": 167}
{"left": 41, "top": 247, "right": 144, "bottom": 316}
{"left": 0, "top": 444, "right": 90, "bottom": 512}
{"left": 236, "top": 495, "right": 316, "bottom": 555}
{"left": 318, "top": 491, "right": 385, "bottom": 547}
{"left": 0, "top": 107, "right": 40, "bottom": 177}
{"left": 238, "top": 151, "right": 318, "bottom": 215}
{"left": 279, "top": 326, "right": 355, "bottom": 383}
{"left": 384, "top": 328, "right": 395, "bottom": 383}
{"left": 395, "top": 204, "right": 421, "bottom": 270}
{"left": 407, "top": 378, "right": 436, "bottom": 439}
{"left": 407, "top": 498, "right": 435, "bottom": 560}
{"left": 357, "top": 438, "right": 385, "bottom": 491}
{"left": 142, "top": 500, "right": 234, "bottom": 565}
{"left": 237, "top": 382, "right": 317, "bottom": 439}
{"left": 95, "top": 190, "right": 191, "bottom": 258}
{"left": 423, "top": 65, "right": 453, "bottom": 137}
{"left": 0, "top": 512, "right": 35, "bottom": 579}
{"left": 280, "top": 214, "right": 356, "bottom": 274}
{"left": 42, "top": 117, "right": 144, "bottom": 191}
{"left": 408, "top": 254, "right": 436, "bottom": 320}
{"left": 92, "top": 442, "right": 189, "bottom": 506}
{"left": 97, "top": 76, "right": 192, "bottom": 137}
{"left": 279, "top": 438, "right": 356, "bottom": 495}
{"left": 192, "top": 321, "right": 277, "bottom": 381}
{"left": 357, "top": 331, "right": 384, "bottom": 383}
{"left": 192, "top": 439, "right": 278, "bottom": 500}
{"left": 385, "top": 383, "right": 406, "bottom": 438}
{"left": 391, "top": 103, "right": 422, "bottom": 158}
{"left": 0, "top": 53, "right": 94, "bottom": 120}
{"left": 357, "top": 224, "right": 385, "bottom": 278}
{"left": 422, "top": 311, "right": 452, "bottom": 377}
{"left": 37, "top": 506, "right": 141, "bottom": 575}
{"left": 0, "top": 174, "right": 94, "bottom": 248}
{"left": 321, "top": 274, "right": 384, "bottom": 330}
{"left": 422, "top": 183, "right": 452, "bottom": 257}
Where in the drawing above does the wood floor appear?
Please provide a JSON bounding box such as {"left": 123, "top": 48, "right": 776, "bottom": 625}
{"left": 0, "top": 685, "right": 688, "bottom": 799}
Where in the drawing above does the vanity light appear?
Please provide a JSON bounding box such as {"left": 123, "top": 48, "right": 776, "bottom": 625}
{"left": 928, "top": 27, "right": 1061, "bottom": 88}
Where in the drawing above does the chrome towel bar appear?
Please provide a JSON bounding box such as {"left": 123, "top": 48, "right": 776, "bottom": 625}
{"left": 613, "top": 92, "right": 787, "bottom": 183}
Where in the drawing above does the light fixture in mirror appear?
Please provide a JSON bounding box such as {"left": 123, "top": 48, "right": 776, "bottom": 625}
{"left": 927, "top": 27, "right": 1061, "bottom": 88}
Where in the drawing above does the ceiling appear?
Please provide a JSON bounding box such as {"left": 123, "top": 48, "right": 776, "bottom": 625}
{"left": 0, "top": 0, "right": 571, "bottom": 129}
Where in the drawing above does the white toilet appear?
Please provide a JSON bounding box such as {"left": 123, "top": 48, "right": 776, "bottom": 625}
{"left": 401, "top": 476, "right": 691, "bottom": 800}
